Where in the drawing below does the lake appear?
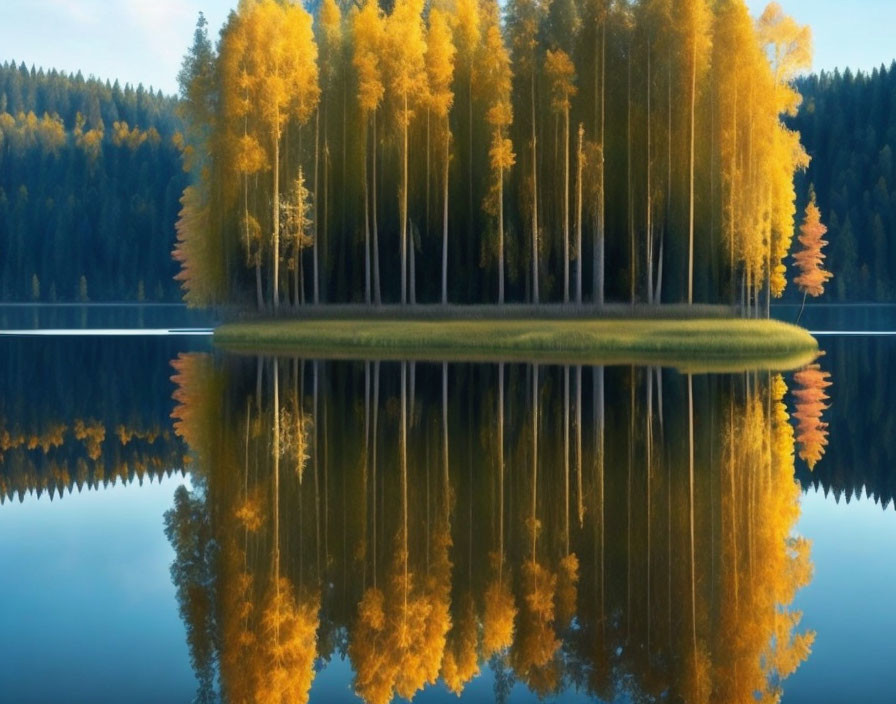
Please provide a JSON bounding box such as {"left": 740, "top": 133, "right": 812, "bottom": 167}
{"left": 0, "top": 305, "right": 893, "bottom": 703}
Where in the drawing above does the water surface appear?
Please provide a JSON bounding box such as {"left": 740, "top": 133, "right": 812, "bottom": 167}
{"left": 0, "top": 308, "right": 893, "bottom": 703}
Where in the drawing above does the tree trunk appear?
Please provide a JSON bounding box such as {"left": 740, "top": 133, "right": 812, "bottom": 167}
{"left": 314, "top": 109, "right": 321, "bottom": 305}
{"left": 442, "top": 121, "right": 450, "bottom": 304}
{"left": 796, "top": 290, "right": 808, "bottom": 324}
{"left": 363, "top": 114, "right": 371, "bottom": 304}
{"left": 373, "top": 110, "right": 381, "bottom": 305}
{"left": 595, "top": 20, "right": 606, "bottom": 306}
{"left": 576, "top": 124, "right": 583, "bottom": 305}
{"left": 531, "top": 71, "right": 539, "bottom": 304}
{"left": 688, "top": 43, "right": 697, "bottom": 305}
{"left": 499, "top": 154, "right": 505, "bottom": 305}
{"left": 468, "top": 70, "right": 474, "bottom": 300}
{"left": 401, "top": 93, "right": 409, "bottom": 305}
{"left": 564, "top": 106, "right": 570, "bottom": 304}
{"left": 272, "top": 129, "right": 280, "bottom": 311}
{"left": 646, "top": 39, "right": 654, "bottom": 305}
{"left": 410, "top": 220, "right": 417, "bottom": 304}
{"left": 628, "top": 45, "right": 635, "bottom": 306}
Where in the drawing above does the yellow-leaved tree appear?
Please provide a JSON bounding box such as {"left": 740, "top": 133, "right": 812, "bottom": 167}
{"left": 252, "top": 0, "right": 320, "bottom": 310}
{"left": 385, "top": 0, "right": 427, "bottom": 305}
{"left": 675, "top": 0, "right": 712, "bottom": 304}
{"left": 352, "top": 0, "right": 386, "bottom": 305}
{"left": 481, "top": 16, "right": 514, "bottom": 304}
{"left": 545, "top": 49, "right": 576, "bottom": 303}
{"left": 425, "top": 6, "right": 456, "bottom": 304}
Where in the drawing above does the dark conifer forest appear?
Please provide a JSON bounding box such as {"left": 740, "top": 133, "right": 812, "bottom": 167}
{"left": 0, "top": 62, "right": 186, "bottom": 301}
{"left": 792, "top": 62, "right": 896, "bottom": 301}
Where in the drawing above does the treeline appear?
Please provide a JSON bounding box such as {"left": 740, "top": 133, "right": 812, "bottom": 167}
{"left": 175, "top": 0, "right": 812, "bottom": 310}
{"left": 0, "top": 62, "right": 187, "bottom": 301}
{"left": 792, "top": 62, "right": 896, "bottom": 301}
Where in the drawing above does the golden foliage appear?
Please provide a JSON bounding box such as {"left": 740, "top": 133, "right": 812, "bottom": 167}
{"left": 425, "top": 8, "right": 456, "bottom": 120}
{"left": 545, "top": 50, "right": 577, "bottom": 114}
{"left": 253, "top": 580, "right": 320, "bottom": 704}
{"left": 482, "top": 575, "right": 517, "bottom": 658}
{"left": 352, "top": 0, "right": 386, "bottom": 114}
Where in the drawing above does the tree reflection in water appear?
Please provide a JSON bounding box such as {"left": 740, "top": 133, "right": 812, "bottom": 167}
{"left": 166, "top": 355, "right": 819, "bottom": 704}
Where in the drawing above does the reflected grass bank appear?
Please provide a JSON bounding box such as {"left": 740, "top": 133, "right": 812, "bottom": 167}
{"left": 214, "top": 317, "right": 818, "bottom": 372}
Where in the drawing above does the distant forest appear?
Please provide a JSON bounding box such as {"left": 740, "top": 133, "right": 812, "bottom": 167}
{"left": 0, "top": 62, "right": 186, "bottom": 301}
{"left": 792, "top": 63, "right": 896, "bottom": 301}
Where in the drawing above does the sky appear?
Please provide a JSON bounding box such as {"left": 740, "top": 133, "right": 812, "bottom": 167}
{"left": 0, "top": 0, "right": 893, "bottom": 97}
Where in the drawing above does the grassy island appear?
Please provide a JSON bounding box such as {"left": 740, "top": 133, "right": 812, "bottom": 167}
{"left": 214, "top": 313, "right": 818, "bottom": 372}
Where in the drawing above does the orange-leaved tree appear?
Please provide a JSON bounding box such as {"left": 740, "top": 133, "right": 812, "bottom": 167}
{"left": 793, "top": 188, "right": 832, "bottom": 322}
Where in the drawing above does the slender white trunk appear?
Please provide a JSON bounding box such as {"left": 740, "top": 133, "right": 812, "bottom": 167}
{"left": 442, "top": 120, "right": 450, "bottom": 304}
{"left": 272, "top": 127, "right": 280, "bottom": 310}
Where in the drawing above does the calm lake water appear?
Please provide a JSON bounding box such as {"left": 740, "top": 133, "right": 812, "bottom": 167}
{"left": 0, "top": 306, "right": 893, "bottom": 703}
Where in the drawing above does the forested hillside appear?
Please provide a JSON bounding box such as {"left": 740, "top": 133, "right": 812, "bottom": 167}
{"left": 0, "top": 62, "right": 186, "bottom": 301}
{"left": 791, "top": 64, "right": 896, "bottom": 301}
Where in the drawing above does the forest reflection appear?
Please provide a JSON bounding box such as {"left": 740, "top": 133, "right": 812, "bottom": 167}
{"left": 167, "top": 355, "right": 817, "bottom": 704}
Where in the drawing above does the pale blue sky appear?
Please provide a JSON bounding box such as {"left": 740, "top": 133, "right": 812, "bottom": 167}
{"left": 0, "top": 0, "right": 892, "bottom": 96}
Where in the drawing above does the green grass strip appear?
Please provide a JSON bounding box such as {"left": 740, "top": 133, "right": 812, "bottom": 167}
{"left": 214, "top": 317, "right": 818, "bottom": 373}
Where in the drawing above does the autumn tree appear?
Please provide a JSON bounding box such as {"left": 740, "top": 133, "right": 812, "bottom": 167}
{"left": 386, "top": 0, "right": 427, "bottom": 305}
{"left": 481, "top": 18, "right": 514, "bottom": 304}
{"left": 425, "top": 7, "right": 456, "bottom": 304}
{"left": 760, "top": 2, "right": 813, "bottom": 310}
{"left": 507, "top": 0, "right": 545, "bottom": 303}
{"left": 352, "top": 0, "right": 386, "bottom": 304}
{"left": 315, "top": 0, "right": 343, "bottom": 305}
{"left": 545, "top": 49, "right": 576, "bottom": 303}
{"left": 676, "top": 0, "right": 711, "bottom": 304}
{"left": 282, "top": 168, "right": 315, "bottom": 306}
{"left": 253, "top": 0, "right": 320, "bottom": 311}
{"left": 454, "top": 0, "right": 482, "bottom": 281}
{"left": 794, "top": 189, "right": 832, "bottom": 321}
